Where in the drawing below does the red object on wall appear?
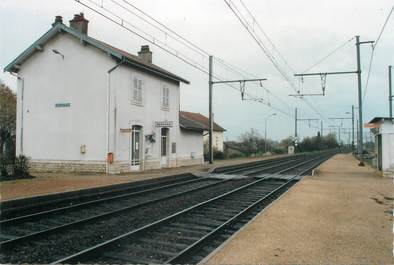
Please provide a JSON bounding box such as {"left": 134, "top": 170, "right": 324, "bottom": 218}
{"left": 107, "top": 153, "right": 114, "bottom": 164}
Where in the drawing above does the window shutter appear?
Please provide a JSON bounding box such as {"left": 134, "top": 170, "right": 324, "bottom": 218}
{"left": 166, "top": 87, "right": 169, "bottom": 107}
{"left": 133, "top": 78, "right": 138, "bottom": 102}
{"left": 162, "top": 86, "right": 166, "bottom": 107}
{"left": 138, "top": 80, "right": 142, "bottom": 103}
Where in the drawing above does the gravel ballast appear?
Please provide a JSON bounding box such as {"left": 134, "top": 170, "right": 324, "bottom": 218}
{"left": 0, "top": 178, "right": 254, "bottom": 263}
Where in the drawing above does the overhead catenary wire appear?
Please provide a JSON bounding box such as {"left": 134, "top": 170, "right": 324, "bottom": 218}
{"left": 362, "top": 44, "right": 375, "bottom": 105}
{"left": 374, "top": 4, "right": 394, "bottom": 49}
{"left": 215, "top": 57, "right": 295, "bottom": 112}
{"left": 362, "top": 4, "right": 393, "bottom": 104}
{"left": 239, "top": 0, "right": 297, "bottom": 74}
{"left": 302, "top": 37, "right": 355, "bottom": 73}
{"left": 75, "top": 0, "right": 295, "bottom": 118}
{"left": 224, "top": 0, "right": 330, "bottom": 123}
{"left": 118, "top": 0, "right": 210, "bottom": 57}
{"left": 110, "top": 0, "right": 209, "bottom": 58}
{"left": 81, "top": 0, "right": 208, "bottom": 73}
{"left": 75, "top": 0, "right": 297, "bottom": 118}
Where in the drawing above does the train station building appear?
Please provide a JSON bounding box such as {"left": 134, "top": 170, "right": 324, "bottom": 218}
{"left": 368, "top": 117, "right": 394, "bottom": 176}
{"left": 4, "top": 14, "right": 206, "bottom": 173}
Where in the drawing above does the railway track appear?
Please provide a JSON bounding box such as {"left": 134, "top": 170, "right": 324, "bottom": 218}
{"left": 0, "top": 154, "right": 306, "bottom": 245}
{"left": 50, "top": 152, "right": 334, "bottom": 264}
{"left": 0, "top": 153, "right": 316, "bottom": 263}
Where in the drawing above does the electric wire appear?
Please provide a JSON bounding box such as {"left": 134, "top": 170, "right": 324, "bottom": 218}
{"left": 302, "top": 37, "right": 355, "bottom": 73}
{"left": 75, "top": 0, "right": 295, "bottom": 118}
{"left": 224, "top": 0, "right": 329, "bottom": 123}
{"left": 119, "top": 0, "right": 210, "bottom": 57}
{"left": 79, "top": 0, "right": 209, "bottom": 74}
{"left": 111, "top": 0, "right": 209, "bottom": 58}
{"left": 239, "top": 0, "right": 296, "bottom": 74}
{"left": 362, "top": 45, "right": 375, "bottom": 105}
{"left": 363, "top": 4, "right": 394, "bottom": 104}
{"left": 374, "top": 4, "right": 394, "bottom": 49}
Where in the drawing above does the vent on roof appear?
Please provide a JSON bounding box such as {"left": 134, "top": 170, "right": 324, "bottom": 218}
{"left": 69, "top": 13, "right": 89, "bottom": 35}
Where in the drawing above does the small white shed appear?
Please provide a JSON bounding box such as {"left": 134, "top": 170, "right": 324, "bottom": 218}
{"left": 368, "top": 117, "right": 394, "bottom": 177}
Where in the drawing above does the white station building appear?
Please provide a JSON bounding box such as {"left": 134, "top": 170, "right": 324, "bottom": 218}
{"left": 4, "top": 14, "right": 205, "bottom": 173}
{"left": 368, "top": 117, "right": 394, "bottom": 177}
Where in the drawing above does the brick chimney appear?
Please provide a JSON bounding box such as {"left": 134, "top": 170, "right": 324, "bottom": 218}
{"left": 69, "top": 13, "right": 89, "bottom": 35}
{"left": 52, "top": 15, "right": 63, "bottom": 26}
{"left": 138, "top": 45, "right": 152, "bottom": 64}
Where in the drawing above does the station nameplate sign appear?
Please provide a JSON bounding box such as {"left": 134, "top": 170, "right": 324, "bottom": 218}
{"left": 55, "top": 103, "right": 71, "bottom": 108}
{"left": 155, "top": 121, "right": 173, "bottom": 127}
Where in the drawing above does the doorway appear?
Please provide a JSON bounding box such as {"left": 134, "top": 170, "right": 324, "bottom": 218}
{"left": 131, "top": 125, "right": 142, "bottom": 170}
{"left": 161, "top": 128, "right": 169, "bottom": 167}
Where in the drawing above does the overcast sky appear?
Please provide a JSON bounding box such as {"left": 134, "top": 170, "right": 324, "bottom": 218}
{"left": 1, "top": 0, "right": 393, "bottom": 142}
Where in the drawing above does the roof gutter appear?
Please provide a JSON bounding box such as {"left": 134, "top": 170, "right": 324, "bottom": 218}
{"left": 124, "top": 58, "right": 190, "bottom": 84}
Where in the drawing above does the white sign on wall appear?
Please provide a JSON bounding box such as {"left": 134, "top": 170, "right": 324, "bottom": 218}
{"left": 155, "top": 121, "right": 173, "bottom": 127}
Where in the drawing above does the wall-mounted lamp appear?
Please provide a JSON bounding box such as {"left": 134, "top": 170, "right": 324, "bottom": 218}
{"left": 52, "top": 49, "right": 65, "bottom": 60}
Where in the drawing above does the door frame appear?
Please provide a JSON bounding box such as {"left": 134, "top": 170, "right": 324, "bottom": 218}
{"left": 160, "top": 127, "right": 169, "bottom": 167}
{"left": 130, "top": 125, "right": 143, "bottom": 171}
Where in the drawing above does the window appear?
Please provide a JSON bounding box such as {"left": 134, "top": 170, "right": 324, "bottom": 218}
{"left": 161, "top": 85, "right": 169, "bottom": 109}
{"left": 131, "top": 76, "right": 143, "bottom": 105}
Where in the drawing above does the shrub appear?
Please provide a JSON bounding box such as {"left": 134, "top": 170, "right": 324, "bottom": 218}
{"left": 13, "top": 155, "right": 30, "bottom": 177}
{"left": 0, "top": 157, "right": 8, "bottom": 177}
{"left": 213, "top": 150, "right": 225, "bottom": 160}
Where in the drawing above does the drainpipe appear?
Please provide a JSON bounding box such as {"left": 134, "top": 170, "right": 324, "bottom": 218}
{"left": 106, "top": 57, "right": 125, "bottom": 173}
{"left": 11, "top": 73, "right": 24, "bottom": 155}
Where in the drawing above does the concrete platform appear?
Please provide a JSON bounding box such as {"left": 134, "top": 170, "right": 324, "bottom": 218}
{"left": 0, "top": 154, "right": 286, "bottom": 201}
{"left": 204, "top": 154, "right": 393, "bottom": 265}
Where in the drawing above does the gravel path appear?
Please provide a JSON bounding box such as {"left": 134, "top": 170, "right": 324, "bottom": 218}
{"left": 204, "top": 154, "right": 393, "bottom": 265}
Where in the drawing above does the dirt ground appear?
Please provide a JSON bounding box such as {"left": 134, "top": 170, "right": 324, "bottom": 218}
{"left": 0, "top": 154, "right": 285, "bottom": 201}
{"left": 205, "top": 154, "right": 393, "bottom": 265}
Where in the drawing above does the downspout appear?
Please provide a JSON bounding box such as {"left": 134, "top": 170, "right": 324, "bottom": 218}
{"left": 106, "top": 57, "right": 125, "bottom": 173}
{"left": 11, "top": 73, "right": 24, "bottom": 155}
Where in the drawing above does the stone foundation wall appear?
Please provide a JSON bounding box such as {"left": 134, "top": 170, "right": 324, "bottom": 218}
{"left": 176, "top": 155, "right": 204, "bottom": 167}
{"left": 30, "top": 160, "right": 106, "bottom": 173}
{"left": 29, "top": 155, "right": 203, "bottom": 174}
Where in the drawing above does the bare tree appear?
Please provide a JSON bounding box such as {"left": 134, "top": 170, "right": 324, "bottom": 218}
{"left": 0, "top": 83, "right": 16, "bottom": 160}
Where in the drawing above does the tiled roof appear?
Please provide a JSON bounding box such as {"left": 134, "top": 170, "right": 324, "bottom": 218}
{"left": 369, "top": 117, "right": 394, "bottom": 123}
{"left": 4, "top": 22, "right": 189, "bottom": 84}
{"left": 180, "top": 111, "right": 226, "bottom": 132}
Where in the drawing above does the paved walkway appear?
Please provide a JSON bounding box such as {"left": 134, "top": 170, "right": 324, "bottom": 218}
{"left": 205, "top": 154, "right": 393, "bottom": 265}
{"left": 0, "top": 155, "right": 285, "bottom": 201}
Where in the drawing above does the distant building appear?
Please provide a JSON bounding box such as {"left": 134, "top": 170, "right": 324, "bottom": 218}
{"left": 180, "top": 111, "right": 226, "bottom": 152}
{"left": 4, "top": 14, "right": 204, "bottom": 173}
{"left": 368, "top": 117, "right": 394, "bottom": 177}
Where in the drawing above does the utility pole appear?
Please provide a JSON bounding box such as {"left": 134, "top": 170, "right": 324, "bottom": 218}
{"left": 351, "top": 105, "right": 355, "bottom": 153}
{"left": 389, "top": 65, "right": 392, "bottom": 119}
{"left": 356, "top": 35, "right": 371, "bottom": 166}
{"left": 320, "top": 120, "right": 323, "bottom": 137}
{"left": 264, "top": 113, "right": 277, "bottom": 153}
{"left": 329, "top": 125, "right": 341, "bottom": 145}
{"left": 208, "top": 55, "right": 267, "bottom": 164}
{"left": 294, "top": 108, "right": 298, "bottom": 146}
{"left": 208, "top": 56, "right": 213, "bottom": 164}
{"left": 294, "top": 35, "right": 373, "bottom": 166}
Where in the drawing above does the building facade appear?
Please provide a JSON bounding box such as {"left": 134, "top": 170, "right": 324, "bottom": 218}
{"left": 179, "top": 111, "right": 226, "bottom": 152}
{"left": 368, "top": 117, "right": 394, "bottom": 177}
{"left": 5, "top": 14, "right": 204, "bottom": 173}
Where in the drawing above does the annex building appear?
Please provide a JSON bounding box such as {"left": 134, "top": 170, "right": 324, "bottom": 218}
{"left": 4, "top": 14, "right": 205, "bottom": 173}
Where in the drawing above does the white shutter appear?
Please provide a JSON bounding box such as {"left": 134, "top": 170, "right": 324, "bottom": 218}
{"left": 162, "top": 86, "right": 166, "bottom": 107}
{"left": 133, "top": 78, "right": 138, "bottom": 102}
{"left": 138, "top": 80, "right": 142, "bottom": 103}
{"left": 165, "top": 87, "right": 169, "bottom": 107}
